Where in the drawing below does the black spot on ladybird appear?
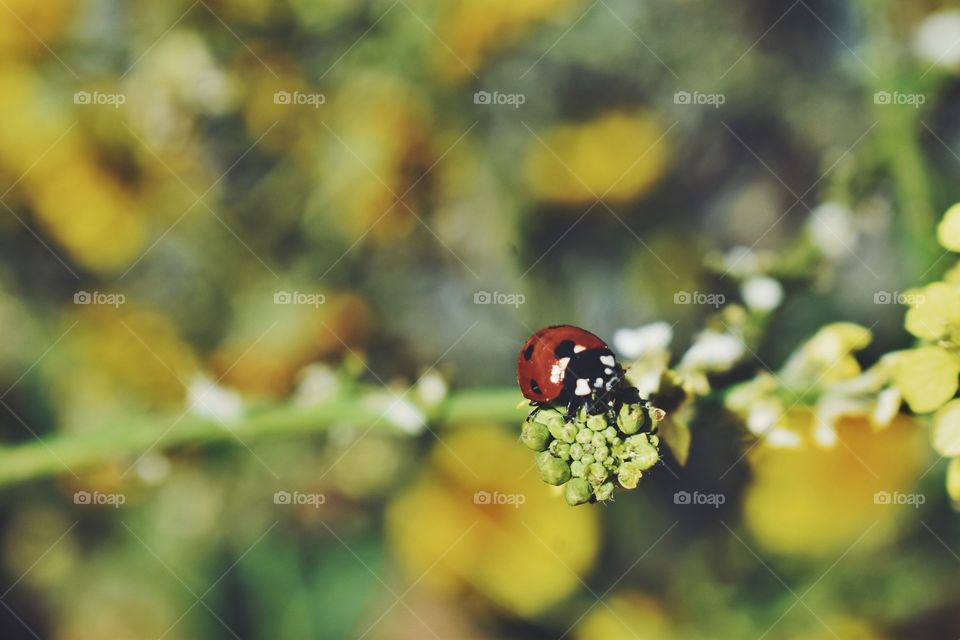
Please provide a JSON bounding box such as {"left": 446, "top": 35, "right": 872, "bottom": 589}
{"left": 523, "top": 344, "right": 535, "bottom": 360}
{"left": 553, "top": 340, "right": 575, "bottom": 358}
{"left": 530, "top": 378, "right": 542, "bottom": 394}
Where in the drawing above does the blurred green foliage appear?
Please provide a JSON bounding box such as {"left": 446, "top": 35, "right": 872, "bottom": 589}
{"left": 1, "top": 0, "right": 960, "bottom": 638}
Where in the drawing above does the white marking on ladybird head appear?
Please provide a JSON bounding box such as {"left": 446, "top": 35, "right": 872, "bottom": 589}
{"left": 549, "top": 357, "right": 570, "bottom": 384}
{"left": 603, "top": 367, "right": 612, "bottom": 374}
{"left": 575, "top": 378, "right": 591, "bottom": 396}
{"left": 593, "top": 378, "right": 604, "bottom": 388}
{"left": 573, "top": 344, "right": 586, "bottom": 353}
{"left": 599, "top": 354, "right": 615, "bottom": 367}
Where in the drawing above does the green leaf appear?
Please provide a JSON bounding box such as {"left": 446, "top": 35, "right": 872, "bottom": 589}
{"left": 659, "top": 416, "right": 691, "bottom": 466}
{"left": 933, "top": 400, "right": 960, "bottom": 456}
{"left": 895, "top": 347, "right": 960, "bottom": 414}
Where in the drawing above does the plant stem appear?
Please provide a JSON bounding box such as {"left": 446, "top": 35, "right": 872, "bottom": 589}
{"left": 859, "top": 0, "right": 940, "bottom": 279}
{"left": 0, "top": 388, "right": 524, "bottom": 489}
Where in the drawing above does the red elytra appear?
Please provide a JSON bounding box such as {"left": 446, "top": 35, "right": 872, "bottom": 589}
{"left": 517, "top": 325, "right": 610, "bottom": 404}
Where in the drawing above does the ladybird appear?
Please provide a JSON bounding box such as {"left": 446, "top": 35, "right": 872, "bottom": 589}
{"left": 517, "top": 325, "right": 632, "bottom": 414}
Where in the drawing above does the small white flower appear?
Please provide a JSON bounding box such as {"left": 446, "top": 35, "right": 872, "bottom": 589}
{"left": 416, "top": 372, "right": 448, "bottom": 408}
{"left": 741, "top": 276, "right": 784, "bottom": 313}
{"left": 872, "top": 387, "right": 902, "bottom": 427}
{"left": 188, "top": 375, "right": 244, "bottom": 424}
{"left": 135, "top": 453, "right": 171, "bottom": 485}
{"left": 722, "top": 246, "right": 762, "bottom": 278}
{"left": 746, "top": 400, "right": 781, "bottom": 436}
{"left": 366, "top": 392, "right": 426, "bottom": 434}
{"left": 680, "top": 331, "right": 745, "bottom": 372}
{"left": 613, "top": 322, "right": 673, "bottom": 360}
{"left": 294, "top": 364, "right": 340, "bottom": 407}
{"left": 812, "top": 419, "right": 838, "bottom": 448}
{"left": 807, "top": 202, "right": 856, "bottom": 260}
{"left": 766, "top": 427, "right": 803, "bottom": 449}
{"left": 914, "top": 11, "right": 960, "bottom": 68}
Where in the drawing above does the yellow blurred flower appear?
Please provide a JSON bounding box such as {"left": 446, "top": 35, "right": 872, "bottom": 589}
{"left": 903, "top": 281, "right": 960, "bottom": 343}
{"left": 574, "top": 592, "right": 675, "bottom": 640}
{"left": 948, "top": 457, "right": 960, "bottom": 507}
{"left": 937, "top": 201, "right": 960, "bottom": 251}
{"left": 727, "top": 324, "right": 902, "bottom": 448}
{"left": 743, "top": 415, "right": 926, "bottom": 557}
{"left": 311, "top": 73, "right": 433, "bottom": 242}
{"left": 0, "top": 0, "right": 73, "bottom": 55}
{"left": 525, "top": 110, "right": 671, "bottom": 205}
{"left": 387, "top": 425, "right": 599, "bottom": 617}
{"left": 212, "top": 290, "right": 370, "bottom": 397}
{"left": 0, "top": 62, "right": 146, "bottom": 273}
{"left": 48, "top": 305, "right": 197, "bottom": 432}
{"left": 26, "top": 150, "right": 145, "bottom": 272}
{"left": 428, "top": 0, "right": 583, "bottom": 79}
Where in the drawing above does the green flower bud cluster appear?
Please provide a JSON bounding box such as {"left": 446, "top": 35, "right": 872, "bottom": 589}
{"left": 520, "top": 401, "right": 664, "bottom": 506}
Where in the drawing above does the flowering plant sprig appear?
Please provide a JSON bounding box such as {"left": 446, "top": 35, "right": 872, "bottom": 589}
{"left": 520, "top": 400, "right": 665, "bottom": 506}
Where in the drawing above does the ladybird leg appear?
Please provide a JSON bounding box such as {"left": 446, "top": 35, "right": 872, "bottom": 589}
{"left": 528, "top": 402, "right": 543, "bottom": 419}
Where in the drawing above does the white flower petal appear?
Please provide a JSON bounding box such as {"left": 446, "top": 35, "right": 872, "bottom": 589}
{"left": 741, "top": 276, "right": 784, "bottom": 313}
{"left": 188, "top": 375, "right": 244, "bottom": 424}
{"left": 914, "top": 11, "right": 960, "bottom": 67}
{"left": 680, "top": 331, "right": 745, "bottom": 372}
{"left": 613, "top": 322, "right": 673, "bottom": 360}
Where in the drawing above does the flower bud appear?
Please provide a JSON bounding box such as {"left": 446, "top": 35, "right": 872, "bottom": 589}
{"left": 625, "top": 434, "right": 659, "bottom": 470}
{"left": 586, "top": 414, "right": 607, "bottom": 432}
{"left": 595, "top": 482, "right": 615, "bottom": 502}
{"left": 648, "top": 406, "right": 667, "bottom": 428}
{"left": 565, "top": 478, "right": 593, "bottom": 506}
{"left": 618, "top": 403, "right": 647, "bottom": 435}
{"left": 570, "top": 460, "right": 585, "bottom": 477}
{"left": 604, "top": 426, "right": 618, "bottom": 442}
{"left": 536, "top": 451, "right": 571, "bottom": 486}
{"left": 618, "top": 461, "right": 643, "bottom": 490}
{"left": 587, "top": 462, "right": 608, "bottom": 486}
{"left": 555, "top": 423, "right": 577, "bottom": 443}
{"left": 569, "top": 443, "right": 583, "bottom": 460}
{"left": 576, "top": 427, "right": 593, "bottom": 444}
{"left": 580, "top": 454, "right": 595, "bottom": 467}
{"left": 549, "top": 440, "right": 571, "bottom": 461}
{"left": 535, "top": 408, "right": 565, "bottom": 435}
{"left": 521, "top": 421, "right": 551, "bottom": 451}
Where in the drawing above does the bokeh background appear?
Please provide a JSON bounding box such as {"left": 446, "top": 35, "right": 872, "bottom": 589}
{"left": 1, "top": 0, "right": 960, "bottom": 638}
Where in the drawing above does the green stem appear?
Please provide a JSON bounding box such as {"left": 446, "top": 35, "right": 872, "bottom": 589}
{"left": 0, "top": 388, "right": 523, "bottom": 489}
{"left": 859, "top": 0, "right": 939, "bottom": 279}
